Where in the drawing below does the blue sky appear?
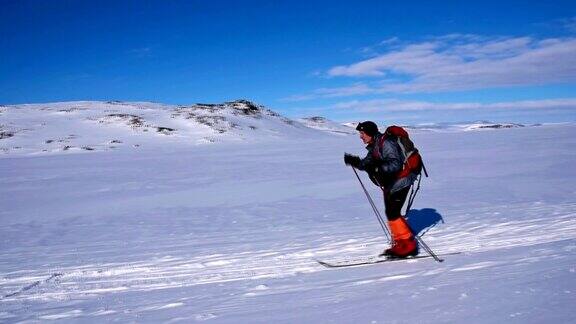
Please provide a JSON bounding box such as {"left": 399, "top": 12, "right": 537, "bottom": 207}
{"left": 1, "top": 0, "right": 576, "bottom": 124}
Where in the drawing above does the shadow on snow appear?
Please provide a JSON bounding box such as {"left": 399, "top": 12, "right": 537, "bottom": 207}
{"left": 406, "top": 208, "right": 444, "bottom": 237}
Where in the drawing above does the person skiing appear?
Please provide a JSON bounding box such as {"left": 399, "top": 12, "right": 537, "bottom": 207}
{"left": 344, "top": 121, "right": 419, "bottom": 258}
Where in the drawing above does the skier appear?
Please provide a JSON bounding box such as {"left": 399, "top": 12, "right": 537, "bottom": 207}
{"left": 344, "top": 121, "right": 418, "bottom": 258}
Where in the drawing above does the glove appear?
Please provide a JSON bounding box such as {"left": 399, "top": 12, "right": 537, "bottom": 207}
{"left": 344, "top": 153, "right": 362, "bottom": 168}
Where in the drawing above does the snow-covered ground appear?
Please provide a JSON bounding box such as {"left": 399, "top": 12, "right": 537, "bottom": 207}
{"left": 0, "top": 100, "right": 326, "bottom": 156}
{"left": 298, "top": 116, "right": 356, "bottom": 135}
{"left": 1, "top": 102, "right": 575, "bottom": 323}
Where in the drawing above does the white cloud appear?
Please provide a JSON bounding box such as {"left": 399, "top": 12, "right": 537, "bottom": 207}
{"left": 380, "top": 37, "right": 400, "bottom": 46}
{"left": 297, "top": 35, "right": 576, "bottom": 99}
{"left": 282, "top": 83, "right": 373, "bottom": 102}
{"left": 331, "top": 98, "right": 576, "bottom": 113}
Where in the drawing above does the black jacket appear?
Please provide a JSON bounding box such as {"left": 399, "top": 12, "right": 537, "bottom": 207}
{"left": 357, "top": 132, "right": 409, "bottom": 192}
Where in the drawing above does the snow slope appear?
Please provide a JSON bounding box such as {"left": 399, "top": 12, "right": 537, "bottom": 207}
{"left": 1, "top": 110, "right": 575, "bottom": 323}
{"left": 0, "top": 100, "right": 322, "bottom": 156}
{"left": 298, "top": 117, "right": 356, "bottom": 135}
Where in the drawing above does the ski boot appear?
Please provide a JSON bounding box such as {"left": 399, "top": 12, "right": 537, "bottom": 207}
{"left": 380, "top": 237, "right": 418, "bottom": 258}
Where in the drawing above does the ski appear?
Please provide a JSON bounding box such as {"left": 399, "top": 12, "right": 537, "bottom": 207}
{"left": 317, "top": 252, "right": 461, "bottom": 268}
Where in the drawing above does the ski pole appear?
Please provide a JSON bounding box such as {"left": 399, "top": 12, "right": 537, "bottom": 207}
{"left": 351, "top": 167, "right": 391, "bottom": 243}
{"left": 414, "top": 234, "right": 444, "bottom": 262}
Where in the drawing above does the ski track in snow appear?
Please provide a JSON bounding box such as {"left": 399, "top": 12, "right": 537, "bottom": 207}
{"left": 1, "top": 201, "right": 575, "bottom": 304}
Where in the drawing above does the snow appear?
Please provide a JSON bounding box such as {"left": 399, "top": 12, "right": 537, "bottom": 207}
{"left": 298, "top": 116, "right": 356, "bottom": 135}
{"left": 1, "top": 102, "right": 575, "bottom": 323}
{"left": 0, "top": 100, "right": 322, "bottom": 156}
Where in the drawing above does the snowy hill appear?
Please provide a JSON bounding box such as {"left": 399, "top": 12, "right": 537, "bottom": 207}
{"left": 0, "top": 100, "right": 324, "bottom": 156}
{"left": 298, "top": 116, "right": 356, "bottom": 135}
{"left": 459, "top": 121, "right": 526, "bottom": 130}
{"left": 343, "top": 120, "right": 537, "bottom": 133}
{"left": 405, "top": 121, "right": 539, "bottom": 132}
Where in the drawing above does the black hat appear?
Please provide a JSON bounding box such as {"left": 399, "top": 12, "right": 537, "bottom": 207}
{"left": 356, "top": 121, "right": 379, "bottom": 137}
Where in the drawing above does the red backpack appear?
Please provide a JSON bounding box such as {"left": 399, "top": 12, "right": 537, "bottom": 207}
{"left": 378, "top": 126, "right": 428, "bottom": 179}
